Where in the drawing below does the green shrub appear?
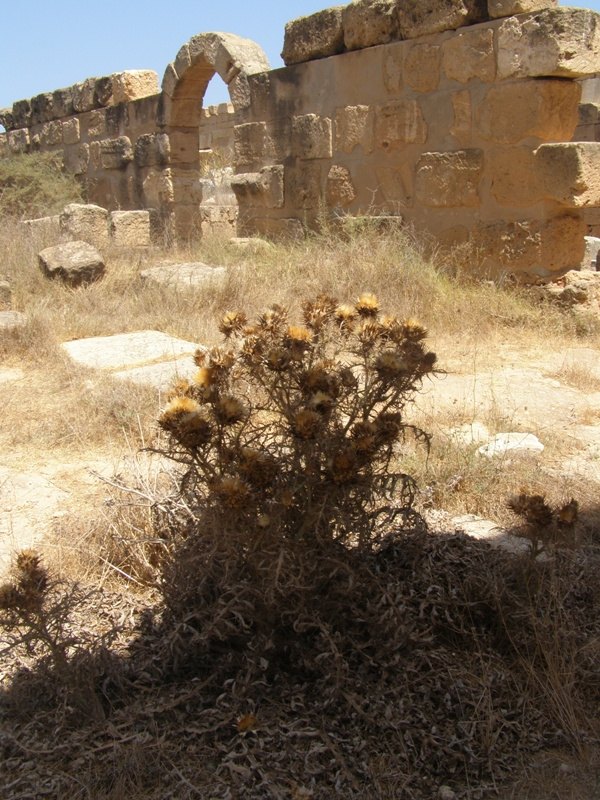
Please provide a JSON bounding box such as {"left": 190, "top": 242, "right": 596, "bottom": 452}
{"left": 0, "top": 151, "right": 83, "bottom": 219}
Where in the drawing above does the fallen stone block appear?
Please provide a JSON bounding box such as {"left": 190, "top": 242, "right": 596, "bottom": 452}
{"left": 60, "top": 203, "right": 109, "bottom": 246}
{"left": 38, "top": 241, "right": 105, "bottom": 287}
{"left": 109, "top": 210, "right": 151, "bottom": 247}
{"left": 139, "top": 262, "right": 227, "bottom": 289}
{"left": 477, "top": 432, "right": 544, "bottom": 457}
{"left": 62, "top": 330, "right": 199, "bottom": 372}
{"left": 282, "top": 7, "right": 345, "bottom": 65}
{"left": 227, "top": 237, "right": 273, "bottom": 253}
{"left": 0, "top": 311, "right": 27, "bottom": 332}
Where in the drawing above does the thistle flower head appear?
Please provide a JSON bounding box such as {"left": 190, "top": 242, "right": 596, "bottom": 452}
{"left": 219, "top": 310, "right": 247, "bottom": 338}
{"left": 266, "top": 347, "right": 292, "bottom": 372}
{"left": 284, "top": 326, "right": 313, "bottom": 360}
{"left": 351, "top": 421, "right": 379, "bottom": 456}
{"left": 258, "top": 304, "right": 287, "bottom": 333}
{"left": 302, "top": 295, "right": 337, "bottom": 330}
{"left": 240, "top": 335, "right": 265, "bottom": 365}
{"left": 308, "top": 392, "right": 335, "bottom": 415}
{"left": 209, "top": 347, "right": 236, "bottom": 371}
{"left": 193, "top": 348, "right": 208, "bottom": 367}
{"left": 375, "top": 412, "right": 403, "bottom": 444}
{"left": 15, "top": 550, "right": 48, "bottom": 610}
{"left": 239, "top": 448, "right": 278, "bottom": 486}
{"left": 292, "top": 409, "right": 321, "bottom": 439}
{"left": 194, "top": 367, "right": 217, "bottom": 389}
{"left": 357, "top": 320, "right": 382, "bottom": 346}
{"left": 402, "top": 319, "right": 428, "bottom": 342}
{"left": 381, "top": 316, "right": 404, "bottom": 343}
{"left": 355, "top": 294, "right": 379, "bottom": 317}
{"left": 329, "top": 448, "right": 358, "bottom": 483}
{"left": 339, "top": 367, "right": 358, "bottom": 388}
{"left": 159, "top": 397, "right": 214, "bottom": 447}
{"left": 300, "top": 367, "right": 338, "bottom": 398}
{"left": 374, "top": 350, "right": 409, "bottom": 379}
{"left": 508, "top": 493, "right": 553, "bottom": 527}
{"left": 0, "top": 582, "right": 20, "bottom": 611}
{"left": 166, "top": 378, "right": 193, "bottom": 401}
{"left": 211, "top": 477, "right": 250, "bottom": 509}
{"left": 215, "top": 395, "right": 248, "bottom": 426}
{"left": 417, "top": 351, "right": 437, "bottom": 374}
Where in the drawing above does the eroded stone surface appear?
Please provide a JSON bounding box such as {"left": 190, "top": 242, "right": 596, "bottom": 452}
{"left": 282, "top": 7, "right": 345, "bottom": 65}
{"left": 38, "top": 241, "right": 105, "bottom": 287}
{"left": 415, "top": 150, "right": 484, "bottom": 208}
{"left": 60, "top": 204, "right": 109, "bottom": 245}
{"left": 343, "top": 0, "right": 399, "bottom": 51}
{"left": 0, "top": 311, "right": 27, "bottom": 332}
{"left": 442, "top": 27, "right": 496, "bottom": 83}
{"left": 110, "top": 211, "right": 151, "bottom": 247}
{"left": 62, "top": 330, "right": 199, "bottom": 372}
{"left": 139, "top": 262, "right": 227, "bottom": 288}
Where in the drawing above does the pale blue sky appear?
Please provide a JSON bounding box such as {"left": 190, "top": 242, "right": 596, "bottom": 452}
{"left": 1, "top": 0, "right": 600, "bottom": 124}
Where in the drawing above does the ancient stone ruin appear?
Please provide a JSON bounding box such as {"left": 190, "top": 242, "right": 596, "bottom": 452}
{"left": 3, "top": 0, "right": 600, "bottom": 280}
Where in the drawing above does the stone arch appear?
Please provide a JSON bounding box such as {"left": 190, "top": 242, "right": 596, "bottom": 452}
{"left": 159, "top": 33, "right": 270, "bottom": 236}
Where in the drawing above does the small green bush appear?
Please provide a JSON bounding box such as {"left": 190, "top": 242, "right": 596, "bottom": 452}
{"left": 0, "top": 151, "right": 83, "bottom": 219}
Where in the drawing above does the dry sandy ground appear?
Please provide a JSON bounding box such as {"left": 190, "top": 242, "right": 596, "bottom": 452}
{"left": 2, "top": 342, "right": 600, "bottom": 575}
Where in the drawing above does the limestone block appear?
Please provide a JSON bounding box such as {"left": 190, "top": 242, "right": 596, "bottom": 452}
{"left": 72, "top": 79, "right": 98, "bottom": 113}
{"left": 174, "top": 44, "right": 192, "bottom": 78}
{"left": 335, "top": 105, "right": 374, "bottom": 154}
{"left": 30, "top": 93, "right": 53, "bottom": 125}
{"left": 326, "top": 165, "right": 357, "bottom": 207}
{"left": 52, "top": 88, "right": 74, "bottom": 120}
{"left": 282, "top": 7, "right": 345, "bottom": 65}
{"left": 87, "top": 109, "right": 107, "bottom": 138}
{"left": 292, "top": 114, "right": 333, "bottom": 159}
{"left": 7, "top": 128, "right": 29, "bottom": 154}
{"left": 64, "top": 144, "right": 90, "bottom": 175}
{"left": 109, "top": 211, "right": 151, "bottom": 247}
{"left": 20, "top": 215, "right": 61, "bottom": 242}
{"left": 134, "top": 133, "right": 170, "bottom": 168}
{"left": 450, "top": 90, "right": 472, "bottom": 145}
{"left": 106, "top": 104, "right": 128, "bottom": 136}
{"left": 475, "top": 216, "right": 585, "bottom": 279}
{"left": 142, "top": 168, "right": 175, "bottom": 207}
{"left": 478, "top": 432, "right": 544, "bottom": 457}
{"left": 376, "top": 165, "right": 411, "bottom": 205}
{"left": 343, "top": 0, "right": 399, "bottom": 51}
{"left": 40, "top": 121, "right": 63, "bottom": 147}
{"left": 231, "top": 166, "right": 285, "bottom": 208}
{"left": 395, "top": 0, "right": 469, "bottom": 39}
{"left": 404, "top": 44, "right": 440, "bottom": 93}
{"left": 488, "top": 0, "right": 557, "bottom": 19}
{"left": 38, "top": 241, "right": 105, "bottom": 287}
{"left": 140, "top": 262, "right": 227, "bottom": 288}
{"left": 375, "top": 100, "right": 427, "bottom": 151}
{"left": 89, "top": 142, "right": 102, "bottom": 172}
{"left": 12, "top": 100, "right": 31, "bottom": 129}
{"left": 229, "top": 73, "right": 253, "bottom": 111}
{"left": 161, "top": 63, "right": 179, "bottom": 99}
{"left": 487, "top": 147, "right": 540, "bottom": 206}
{"left": 415, "top": 150, "right": 483, "bottom": 207}
{"left": 441, "top": 27, "right": 495, "bottom": 84}
{"left": 244, "top": 217, "right": 305, "bottom": 241}
{"left": 60, "top": 204, "right": 109, "bottom": 245}
{"left": 199, "top": 207, "right": 238, "bottom": 238}
{"left": 0, "top": 108, "right": 14, "bottom": 131}
{"left": 62, "top": 118, "right": 80, "bottom": 145}
{"left": 536, "top": 142, "right": 600, "bottom": 207}
{"left": 498, "top": 8, "right": 600, "bottom": 80}
{"left": 475, "top": 80, "right": 580, "bottom": 144}
{"left": 289, "top": 163, "right": 322, "bottom": 209}
{"left": 0, "top": 311, "right": 27, "bottom": 332}
{"left": 234, "top": 122, "right": 268, "bottom": 165}
{"left": 100, "top": 137, "right": 134, "bottom": 170}
{"left": 267, "top": 118, "right": 292, "bottom": 161}
{"left": 383, "top": 44, "right": 404, "bottom": 94}
{"left": 95, "top": 77, "right": 114, "bottom": 107}
{"left": 111, "top": 71, "right": 159, "bottom": 104}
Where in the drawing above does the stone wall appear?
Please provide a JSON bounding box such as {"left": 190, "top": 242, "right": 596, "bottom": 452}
{"left": 230, "top": 2, "right": 600, "bottom": 280}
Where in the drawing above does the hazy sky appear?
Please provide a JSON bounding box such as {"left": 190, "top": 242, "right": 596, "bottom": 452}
{"left": 1, "top": 0, "right": 600, "bottom": 124}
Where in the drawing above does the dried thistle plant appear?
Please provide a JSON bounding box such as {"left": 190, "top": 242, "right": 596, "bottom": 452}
{"left": 158, "top": 293, "right": 435, "bottom": 552}
{"left": 507, "top": 492, "right": 579, "bottom": 557}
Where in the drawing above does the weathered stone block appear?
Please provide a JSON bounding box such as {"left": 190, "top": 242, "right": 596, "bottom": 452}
{"left": 89, "top": 142, "right": 102, "bottom": 171}
{"left": 168, "top": 130, "right": 199, "bottom": 165}
{"left": 110, "top": 210, "right": 151, "bottom": 247}
{"left": 38, "top": 241, "right": 105, "bottom": 287}
{"left": 383, "top": 44, "right": 404, "bottom": 93}
{"left": 442, "top": 27, "right": 495, "bottom": 84}
{"left": 20, "top": 215, "right": 61, "bottom": 241}
{"left": 142, "top": 168, "right": 175, "bottom": 207}
{"left": 234, "top": 122, "right": 268, "bottom": 165}
{"left": 326, "top": 165, "right": 357, "bottom": 207}
{"left": 106, "top": 104, "right": 128, "bottom": 137}
{"left": 12, "top": 100, "right": 31, "bottom": 129}
{"left": 62, "top": 118, "right": 80, "bottom": 145}
{"left": 475, "top": 79, "right": 580, "bottom": 144}
{"left": 267, "top": 118, "right": 292, "bottom": 161}
{"left": 60, "top": 204, "right": 109, "bottom": 245}
{"left": 292, "top": 114, "right": 333, "bottom": 159}
{"left": 7, "top": 128, "right": 30, "bottom": 153}
{"left": 536, "top": 142, "right": 600, "bottom": 207}
{"left": 498, "top": 8, "right": 600, "bottom": 80}
{"left": 487, "top": 147, "right": 540, "bottom": 206}
{"left": 40, "top": 121, "right": 63, "bottom": 147}
{"left": 30, "top": 93, "right": 53, "bottom": 125}
{"left": 64, "top": 144, "right": 89, "bottom": 175}
{"left": 134, "top": 133, "right": 170, "bottom": 167}
{"left": 282, "top": 7, "right": 345, "bottom": 65}
{"left": 0, "top": 108, "right": 14, "bottom": 131}
{"left": 488, "top": 0, "right": 557, "bottom": 19}
{"left": 375, "top": 100, "right": 427, "bottom": 151}
{"left": 343, "top": 0, "right": 399, "bottom": 51}
{"left": 335, "top": 105, "right": 374, "bottom": 154}
{"left": 395, "top": 0, "right": 470, "bottom": 39}
{"left": 289, "top": 163, "right": 322, "bottom": 209}
{"left": 415, "top": 150, "right": 483, "bottom": 207}
{"left": 52, "top": 88, "right": 74, "bottom": 120}
{"left": 231, "top": 166, "right": 285, "bottom": 208}
{"left": 72, "top": 79, "right": 98, "bottom": 113}
{"left": 111, "top": 71, "right": 159, "bottom": 104}
{"left": 450, "top": 90, "right": 472, "bottom": 145}
{"left": 87, "top": 109, "right": 107, "bottom": 138}
{"left": 404, "top": 44, "right": 440, "bottom": 93}
{"left": 100, "top": 137, "right": 134, "bottom": 170}
{"left": 95, "top": 76, "right": 114, "bottom": 107}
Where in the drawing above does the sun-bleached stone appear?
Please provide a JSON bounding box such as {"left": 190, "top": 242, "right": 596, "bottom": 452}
{"left": 415, "top": 150, "right": 484, "bottom": 208}
{"left": 442, "top": 27, "right": 496, "bottom": 84}
{"left": 38, "top": 241, "right": 105, "bottom": 287}
{"left": 282, "top": 7, "right": 345, "bottom": 65}
{"left": 343, "top": 0, "right": 399, "bottom": 51}
{"left": 230, "top": 166, "right": 284, "bottom": 208}
{"left": 375, "top": 100, "right": 427, "bottom": 151}
{"left": 335, "top": 105, "right": 374, "bottom": 154}
{"left": 404, "top": 44, "right": 441, "bottom": 93}
{"left": 488, "top": 0, "right": 557, "bottom": 20}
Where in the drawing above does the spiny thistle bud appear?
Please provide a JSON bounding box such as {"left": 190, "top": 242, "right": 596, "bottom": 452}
{"left": 351, "top": 421, "right": 379, "bottom": 457}
{"left": 166, "top": 378, "right": 193, "bottom": 402}
{"left": 0, "top": 582, "right": 21, "bottom": 611}
{"left": 239, "top": 448, "right": 278, "bottom": 486}
{"left": 329, "top": 448, "right": 358, "bottom": 483}
{"left": 241, "top": 335, "right": 264, "bottom": 365}
{"left": 380, "top": 316, "right": 404, "bottom": 343}
{"left": 309, "top": 392, "right": 335, "bottom": 415}
{"left": 219, "top": 311, "right": 247, "bottom": 338}
{"left": 211, "top": 477, "right": 250, "bottom": 509}
{"left": 339, "top": 367, "right": 358, "bottom": 388}
{"left": 557, "top": 499, "right": 578, "bottom": 526}
{"left": 214, "top": 396, "right": 248, "bottom": 426}
{"left": 15, "top": 550, "right": 48, "bottom": 610}
{"left": 402, "top": 319, "right": 428, "bottom": 342}
{"left": 375, "top": 412, "right": 403, "bottom": 444}
{"left": 292, "top": 409, "right": 321, "bottom": 439}
{"left": 159, "top": 397, "right": 214, "bottom": 447}
{"left": 357, "top": 320, "right": 382, "bottom": 346}
{"left": 417, "top": 351, "right": 437, "bottom": 374}
{"left": 302, "top": 295, "right": 336, "bottom": 330}
{"left": 355, "top": 294, "right": 379, "bottom": 317}
{"left": 508, "top": 493, "right": 553, "bottom": 527}
{"left": 374, "top": 350, "right": 409, "bottom": 379}
{"left": 208, "top": 347, "right": 235, "bottom": 371}
{"left": 193, "top": 348, "right": 207, "bottom": 367}
{"left": 266, "top": 347, "right": 292, "bottom": 372}
{"left": 300, "top": 367, "right": 339, "bottom": 398}
{"left": 258, "top": 304, "right": 287, "bottom": 333}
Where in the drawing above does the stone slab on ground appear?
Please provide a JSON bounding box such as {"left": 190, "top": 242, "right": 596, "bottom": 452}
{"left": 451, "top": 514, "right": 530, "bottom": 554}
{"left": 477, "top": 432, "right": 545, "bottom": 457}
{"left": 62, "top": 330, "right": 199, "bottom": 372}
{"left": 112, "top": 358, "right": 197, "bottom": 389}
{"left": 0, "top": 311, "right": 27, "bottom": 331}
{"left": 139, "top": 262, "right": 227, "bottom": 289}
